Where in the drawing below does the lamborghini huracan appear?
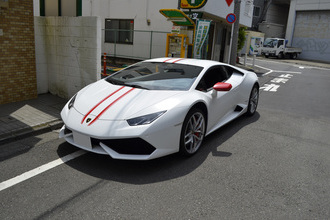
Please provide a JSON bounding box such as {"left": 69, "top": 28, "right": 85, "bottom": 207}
{"left": 59, "top": 58, "right": 259, "bottom": 160}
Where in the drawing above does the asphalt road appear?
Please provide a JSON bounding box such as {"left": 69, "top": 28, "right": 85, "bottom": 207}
{"left": 1, "top": 59, "right": 330, "bottom": 219}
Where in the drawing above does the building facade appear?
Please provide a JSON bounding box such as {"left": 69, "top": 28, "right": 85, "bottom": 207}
{"left": 0, "top": 0, "right": 37, "bottom": 104}
{"left": 34, "top": 0, "right": 254, "bottom": 62}
{"left": 286, "top": 0, "right": 330, "bottom": 62}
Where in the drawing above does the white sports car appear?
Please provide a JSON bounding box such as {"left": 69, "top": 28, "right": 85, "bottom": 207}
{"left": 59, "top": 58, "right": 259, "bottom": 160}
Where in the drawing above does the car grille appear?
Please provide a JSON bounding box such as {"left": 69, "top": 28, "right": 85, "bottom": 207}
{"left": 91, "top": 138, "right": 156, "bottom": 155}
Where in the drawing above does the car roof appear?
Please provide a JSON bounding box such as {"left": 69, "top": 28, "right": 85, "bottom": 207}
{"left": 143, "top": 58, "right": 228, "bottom": 69}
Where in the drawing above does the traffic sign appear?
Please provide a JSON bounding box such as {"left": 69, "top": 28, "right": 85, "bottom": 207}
{"left": 226, "top": 0, "right": 233, "bottom": 7}
{"left": 226, "top": 13, "right": 236, "bottom": 24}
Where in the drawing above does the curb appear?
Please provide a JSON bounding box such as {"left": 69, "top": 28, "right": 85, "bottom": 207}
{"left": 0, "top": 119, "right": 63, "bottom": 144}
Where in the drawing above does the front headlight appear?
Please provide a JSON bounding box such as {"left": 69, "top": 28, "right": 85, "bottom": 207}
{"left": 127, "top": 111, "right": 166, "bottom": 126}
{"left": 68, "top": 94, "right": 77, "bottom": 110}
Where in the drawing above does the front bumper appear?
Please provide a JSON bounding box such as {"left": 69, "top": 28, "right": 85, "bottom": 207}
{"left": 59, "top": 120, "right": 182, "bottom": 160}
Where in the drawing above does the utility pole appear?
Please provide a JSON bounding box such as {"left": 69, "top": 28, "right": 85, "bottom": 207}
{"left": 229, "top": 0, "right": 241, "bottom": 65}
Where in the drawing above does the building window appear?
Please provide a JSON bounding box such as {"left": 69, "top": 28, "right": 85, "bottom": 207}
{"left": 40, "top": 0, "right": 82, "bottom": 16}
{"left": 253, "top": 6, "right": 260, "bottom": 17}
{"left": 105, "top": 19, "right": 134, "bottom": 44}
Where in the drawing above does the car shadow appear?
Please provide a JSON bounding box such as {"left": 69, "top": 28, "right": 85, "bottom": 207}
{"left": 57, "top": 112, "right": 260, "bottom": 184}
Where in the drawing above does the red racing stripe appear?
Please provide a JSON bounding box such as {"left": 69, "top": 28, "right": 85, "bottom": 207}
{"left": 163, "top": 58, "right": 174, "bottom": 63}
{"left": 172, "top": 58, "right": 185, "bottom": 63}
{"left": 87, "top": 87, "right": 135, "bottom": 126}
{"left": 81, "top": 86, "right": 125, "bottom": 124}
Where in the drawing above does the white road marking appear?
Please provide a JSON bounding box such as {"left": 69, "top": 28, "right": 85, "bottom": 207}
{"left": 255, "top": 65, "right": 273, "bottom": 75}
{"left": 243, "top": 62, "right": 273, "bottom": 75}
{"left": 243, "top": 62, "right": 300, "bottom": 76}
{"left": 0, "top": 150, "right": 86, "bottom": 192}
{"left": 244, "top": 57, "right": 330, "bottom": 71}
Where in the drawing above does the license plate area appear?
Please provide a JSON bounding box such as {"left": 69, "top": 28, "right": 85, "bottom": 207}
{"left": 73, "top": 131, "right": 92, "bottom": 149}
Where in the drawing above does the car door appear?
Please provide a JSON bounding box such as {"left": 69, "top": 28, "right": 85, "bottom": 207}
{"left": 196, "top": 65, "right": 238, "bottom": 131}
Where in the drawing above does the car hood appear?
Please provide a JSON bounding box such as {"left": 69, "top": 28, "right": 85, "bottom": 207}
{"left": 74, "top": 80, "right": 183, "bottom": 121}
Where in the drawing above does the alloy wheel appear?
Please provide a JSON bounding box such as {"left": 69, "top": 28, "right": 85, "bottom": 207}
{"left": 183, "top": 111, "right": 205, "bottom": 154}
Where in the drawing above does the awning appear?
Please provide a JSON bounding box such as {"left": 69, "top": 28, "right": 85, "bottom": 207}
{"left": 159, "top": 9, "right": 195, "bottom": 26}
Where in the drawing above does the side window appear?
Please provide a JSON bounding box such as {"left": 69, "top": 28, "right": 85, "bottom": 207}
{"left": 220, "top": 66, "right": 233, "bottom": 78}
{"left": 278, "top": 40, "right": 284, "bottom": 48}
{"left": 223, "top": 66, "right": 244, "bottom": 77}
{"left": 40, "top": 0, "right": 82, "bottom": 16}
{"left": 196, "top": 66, "right": 228, "bottom": 92}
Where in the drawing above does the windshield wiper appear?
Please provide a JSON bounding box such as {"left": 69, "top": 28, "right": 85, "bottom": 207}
{"left": 125, "top": 84, "right": 149, "bottom": 90}
{"left": 106, "top": 78, "right": 149, "bottom": 90}
{"left": 106, "top": 78, "right": 125, "bottom": 86}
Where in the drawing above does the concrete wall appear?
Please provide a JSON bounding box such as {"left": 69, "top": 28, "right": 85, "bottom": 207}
{"left": 34, "top": 16, "right": 101, "bottom": 99}
{"left": 259, "top": 22, "right": 285, "bottom": 38}
{"left": 0, "top": 0, "right": 37, "bottom": 104}
{"left": 292, "top": 11, "right": 330, "bottom": 62}
{"left": 286, "top": 0, "right": 330, "bottom": 45}
{"left": 285, "top": 0, "right": 330, "bottom": 62}
{"left": 265, "top": 3, "right": 289, "bottom": 26}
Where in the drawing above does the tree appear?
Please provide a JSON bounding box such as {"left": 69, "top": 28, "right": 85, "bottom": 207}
{"left": 237, "top": 27, "right": 247, "bottom": 52}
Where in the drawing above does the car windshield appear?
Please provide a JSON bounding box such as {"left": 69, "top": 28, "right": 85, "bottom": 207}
{"left": 106, "top": 62, "right": 203, "bottom": 91}
{"left": 263, "top": 39, "right": 278, "bottom": 48}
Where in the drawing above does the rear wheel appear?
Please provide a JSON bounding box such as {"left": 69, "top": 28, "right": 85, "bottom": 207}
{"left": 180, "top": 109, "right": 206, "bottom": 156}
{"left": 291, "top": 53, "right": 297, "bottom": 59}
{"left": 246, "top": 84, "right": 259, "bottom": 116}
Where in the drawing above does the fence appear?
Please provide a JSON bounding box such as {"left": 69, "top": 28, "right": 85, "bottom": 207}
{"left": 101, "top": 29, "right": 171, "bottom": 60}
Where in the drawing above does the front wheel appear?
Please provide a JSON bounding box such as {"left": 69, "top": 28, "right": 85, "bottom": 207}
{"left": 180, "top": 109, "right": 206, "bottom": 156}
{"left": 246, "top": 84, "right": 259, "bottom": 116}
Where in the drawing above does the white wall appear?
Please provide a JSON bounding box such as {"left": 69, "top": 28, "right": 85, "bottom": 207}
{"left": 34, "top": 16, "right": 101, "bottom": 99}
{"left": 81, "top": 0, "right": 253, "bottom": 59}
{"left": 285, "top": 0, "right": 330, "bottom": 62}
{"left": 33, "top": 0, "right": 253, "bottom": 62}
{"left": 82, "top": 0, "right": 176, "bottom": 59}
{"left": 82, "top": 0, "right": 176, "bottom": 31}
{"left": 286, "top": 0, "right": 330, "bottom": 45}
{"left": 291, "top": 11, "right": 330, "bottom": 62}
{"left": 202, "top": 0, "right": 253, "bottom": 27}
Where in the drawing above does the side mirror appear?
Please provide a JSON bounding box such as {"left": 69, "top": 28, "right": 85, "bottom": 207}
{"left": 213, "top": 82, "right": 232, "bottom": 91}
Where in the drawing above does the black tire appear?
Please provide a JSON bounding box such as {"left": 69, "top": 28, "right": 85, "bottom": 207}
{"left": 291, "top": 53, "right": 297, "bottom": 59}
{"left": 278, "top": 52, "right": 284, "bottom": 59}
{"left": 246, "top": 84, "right": 259, "bottom": 116}
{"left": 179, "top": 108, "right": 206, "bottom": 156}
{"left": 264, "top": 55, "right": 269, "bottom": 58}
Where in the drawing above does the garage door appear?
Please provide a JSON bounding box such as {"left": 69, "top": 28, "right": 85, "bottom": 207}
{"left": 292, "top": 11, "right": 330, "bottom": 62}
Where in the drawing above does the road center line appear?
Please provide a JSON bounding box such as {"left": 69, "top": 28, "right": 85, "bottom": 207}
{"left": 0, "top": 150, "right": 86, "bottom": 192}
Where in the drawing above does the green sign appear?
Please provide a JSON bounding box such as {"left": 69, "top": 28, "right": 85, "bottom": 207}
{"left": 159, "top": 9, "right": 195, "bottom": 26}
{"left": 180, "top": 0, "right": 207, "bottom": 9}
{"left": 194, "top": 19, "right": 211, "bottom": 58}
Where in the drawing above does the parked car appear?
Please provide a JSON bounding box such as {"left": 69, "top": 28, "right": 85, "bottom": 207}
{"left": 59, "top": 58, "right": 259, "bottom": 160}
